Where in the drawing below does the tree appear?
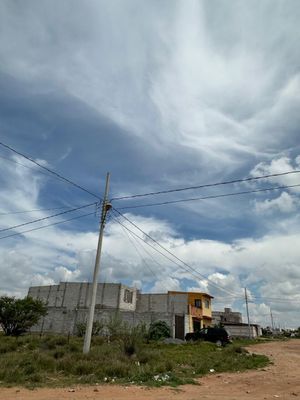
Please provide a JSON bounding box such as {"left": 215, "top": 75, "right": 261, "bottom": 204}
{"left": 0, "top": 296, "right": 47, "bottom": 336}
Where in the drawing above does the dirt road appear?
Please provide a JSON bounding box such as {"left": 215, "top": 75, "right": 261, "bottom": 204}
{"left": 1, "top": 339, "right": 299, "bottom": 400}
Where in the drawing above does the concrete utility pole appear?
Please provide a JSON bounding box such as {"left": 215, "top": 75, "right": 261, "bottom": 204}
{"left": 244, "top": 287, "right": 252, "bottom": 339}
{"left": 83, "top": 172, "right": 111, "bottom": 354}
{"left": 270, "top": 308, "right": 275, "bottom": 332}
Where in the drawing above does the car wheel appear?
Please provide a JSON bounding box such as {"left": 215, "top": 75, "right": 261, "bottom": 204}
{"left": 216, "top": 340, "right": 222, "bottom": 347}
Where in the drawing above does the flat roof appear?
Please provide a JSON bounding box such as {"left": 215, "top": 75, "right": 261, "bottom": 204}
{"left": 168, "top": 291, "right": 214, "bottom": 299}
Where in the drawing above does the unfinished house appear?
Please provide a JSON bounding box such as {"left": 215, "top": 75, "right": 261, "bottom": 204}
{"left": 212, "top": 307, "right": 242, "bottom": 325}
{"left": 212, "top": 307, "right": 262, "bottom": 338}
{"left": 28, "top": 282, "right": 213, "bottom": 339}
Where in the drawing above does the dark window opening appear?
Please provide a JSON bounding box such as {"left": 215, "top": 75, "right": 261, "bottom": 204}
{"left": 194, "top": 299, "right": 202, "bottom": 308}
{"left": 124, "top": 289, "right": 133, "bottom": 303}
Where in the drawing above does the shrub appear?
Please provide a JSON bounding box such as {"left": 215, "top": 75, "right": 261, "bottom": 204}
{"left": 148, "top": 320, "right": 171, "bottom": 341}
{"left": 106, "top": 313, "right": 123, "bottom": 339}
{"left": 117, "top": 323, "right": 147, "bottom": 356}
{"left": 76, "top": 320, "right": 104, "bottom": 337}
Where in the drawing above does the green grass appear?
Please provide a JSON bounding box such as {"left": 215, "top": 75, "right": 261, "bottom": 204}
{"left": 0, "top": 334, "right": 269, "bottom": 388}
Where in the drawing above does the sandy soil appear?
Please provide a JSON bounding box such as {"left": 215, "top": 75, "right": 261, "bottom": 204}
{"left": 0, "top": 339, "right": 299, "bottom": 400}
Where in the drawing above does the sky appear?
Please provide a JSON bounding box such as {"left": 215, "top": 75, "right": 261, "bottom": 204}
{"left": 0, "top": 0, "right": 300, "bottom": 328}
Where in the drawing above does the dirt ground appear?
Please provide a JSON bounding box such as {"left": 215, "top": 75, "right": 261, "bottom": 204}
{"left": 0, "top": 339, "right": 299, "bottom": 400}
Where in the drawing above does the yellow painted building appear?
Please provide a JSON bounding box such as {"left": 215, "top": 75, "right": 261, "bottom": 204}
{"left": 169, "top": 291, "right": 213, "bottom": 332}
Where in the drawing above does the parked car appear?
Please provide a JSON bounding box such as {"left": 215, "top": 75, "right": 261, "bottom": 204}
{"left": 185, "top": 327, "right": 230, "bottom": 346}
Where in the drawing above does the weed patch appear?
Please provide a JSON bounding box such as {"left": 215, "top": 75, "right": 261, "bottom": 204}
{"left": 0, "top": 334, "right": 269, "bottom": 387}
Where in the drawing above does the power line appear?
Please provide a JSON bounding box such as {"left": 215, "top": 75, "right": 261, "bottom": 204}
{"left": 111, "top": 212, "right": 212, "bottom": 282}
{"left": 213, "top": 294, "right": 300, "bottom": 303}
{"left": 117, "top": 215, "right": 218, "bottom": 293}
{"left": 0, "top": 141, "right": 101, "bottom": 200}
{"left": 112, "top": 212, "right": 226, "bottom": 292}
{"left": 0, "top": 153, "right": 65, "bottom": 181}
{"left": 113, "top": 216, "right": 300, "bottom": 305}
{"left": 111, "top": 208, "right": 240, "bottom": 297}
{"left": 117, "top": 219, "right": 166, "bottom": 289}
{"left": 250, "top": 297, "right": 300, "bottom": 304}
{"left": 0, "top": 202, "right": 97, "bottom": 233}
{"left": 111, "top": 211, "right": 188, "bottom": 267}
{"left": 112, "top": 209, "right": 300, "bottom": 304}
{"left": 117, "top": 183, "right": 300, "bottom": 210}
{"left": 0, "top": 211, "right": 95, "bottom": 240}
{"left": 111, "top": 208, "right": 300, "bottom": 303}
{"left": 111, "top": 169, "right": 300, "bottom": 201}
{"left": 0, "top": 206, "right": 74, "bottom": 216}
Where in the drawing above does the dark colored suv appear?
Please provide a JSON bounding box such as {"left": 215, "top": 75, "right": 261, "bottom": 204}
{"left": 185, "top": 327, "right": 230, "bottom": 346}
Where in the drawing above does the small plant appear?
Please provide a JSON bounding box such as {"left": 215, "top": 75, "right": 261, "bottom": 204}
{"left": 76, "top": 320, "right": 104, "bottom": 337}
{"left": 106, "top": 312, "right": 123, "bottom": 340}
{"left": 120, "top": 323, "right": 146, "bottom": 356}
{"left": 148, "top": 320, "right": 171, "bottom": 341}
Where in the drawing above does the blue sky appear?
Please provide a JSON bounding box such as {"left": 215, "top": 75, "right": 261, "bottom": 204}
{"left": 0, "top": 0, "right": 300, "bottom": 328}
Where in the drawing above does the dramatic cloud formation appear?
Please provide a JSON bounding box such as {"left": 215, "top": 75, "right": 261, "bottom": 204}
{"left": 0, "top": 0, "right": 300, "bottom": 327}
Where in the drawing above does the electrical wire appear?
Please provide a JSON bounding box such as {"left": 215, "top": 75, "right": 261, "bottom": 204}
{"left": 111, "top": 210, "right": 300, "bottom": 305}
{"left": 111, "top": 169, "right": 300, "bottom": 201}
{"left": 111, "top": 209, "right": 240, "bottom": 297}
{"left": 113, "top": 212, "right": 300, "bottom": 304}
{"left": 0, "top": 211, "right": 95, "bottom": 240}
{"left": 0, "top": 153, "right": 66, "bottom": 181}
{"left": 0, "top": 202, "right": 98, "bottom": 233}
{"left": 117, "top": 183, "right": 300, "bottom": 210}
{"left": 117, "top": 220, "right": 167, "bottom": 289}
{"left": 0, "top": 141, "right": 101, "bottom": 200}
{"left": 213, "top": 294, "right": 300, "bottom": 303}
{"left": 0, "top": 206, "right": 74, "bottom": 216}
{"left": 117, "top": 215, "right": 220, "bottom": 293}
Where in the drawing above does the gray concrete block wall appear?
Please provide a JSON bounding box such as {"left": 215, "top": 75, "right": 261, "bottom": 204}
{"left": 168, "top": 293, "right": 188, "bottom": 314}
{"left": 150, "top": 294, "right": 168, "bottom": 312}
{"left": 136, "top": 294, "right": 169, "bottom": 313}
{"left": 99, "top": 283, "right": 120, "bottom": 309}
{"left": 78, "top": 283, "right": 89, "bottom": 308}
{"left": 28, "top": 282, "right": 136, "bottom": 311}
{"left": 61, "top": 283, "right": 81, "bottom": 309}
{"left": 47, "top": 285, "right": 59, "bottom": 307}
{"left": 224, "top": 324, "right": 260, "bottom": 338}
{"left": 29, "top": 284, "right": 188, "bottom": 315}
{"left": 135, "top": 293, "right": 150, "bottom": 312}
{"left": 212, "top": 309, "right": 243, "bottom": 325}
{"left": 28, "top": 283, "right": 190, "bottom": 338}
{"left": 30, "top": 307, "right": 179, "bottom": 337}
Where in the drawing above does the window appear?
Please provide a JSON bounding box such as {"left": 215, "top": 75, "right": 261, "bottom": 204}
{"left": 194, "top": 299, "right": 202, "bottom": 308}
{"left": 124, "top": 289, "right": 133, "bottom": 304}
{"left": 204, "top": 299, "right": 210, "bottom": 308}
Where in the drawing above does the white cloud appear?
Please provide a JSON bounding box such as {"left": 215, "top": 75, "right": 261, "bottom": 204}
{"left": 1, "top": 155, "right": 300, "bottom": 327}
{"left": 250, "top": 156, "right": 300, "bottom": 191}
{"left": 150, "top": 277, "right": 181, "bottom": 293}
{"left": 255, "top": 192, "right": 299, "bottom": 214}
{"left": 0, "top": 0, "right": 299, "bottom": 175}
{"left": 0, "top": 1, "right": 300, "bottom": 329}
